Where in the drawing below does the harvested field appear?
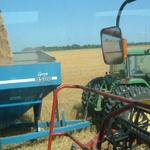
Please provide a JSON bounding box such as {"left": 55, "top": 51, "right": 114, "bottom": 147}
{"left": 4, "top": 46, "right": 150, "bottom": 150}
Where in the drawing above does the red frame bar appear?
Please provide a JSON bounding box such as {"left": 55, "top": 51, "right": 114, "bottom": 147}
{"left": 48, "top": 84, "right": 150, "bottom": 150}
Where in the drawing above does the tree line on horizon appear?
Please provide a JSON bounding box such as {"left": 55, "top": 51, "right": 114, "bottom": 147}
{"left": 22, "top": 42, "right": 150, "bottom": 52}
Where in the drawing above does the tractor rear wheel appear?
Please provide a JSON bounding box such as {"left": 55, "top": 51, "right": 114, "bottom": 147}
{"left": 103, "top": 85, "right": 150, "bottom": 111}
{"left": 102, "top": 85, "right": 150, "bottom": 127}
{"left": 101, "top": 86, "right": 150, "bottom": 150}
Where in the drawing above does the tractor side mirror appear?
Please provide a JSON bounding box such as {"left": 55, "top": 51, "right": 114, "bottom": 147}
{"left": 101, "top": 26, "right": 124, "bottom": 64}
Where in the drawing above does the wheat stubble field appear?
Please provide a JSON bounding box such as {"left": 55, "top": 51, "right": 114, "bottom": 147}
{"left": 6, "top": 46, "right": 150, "bottom": 150}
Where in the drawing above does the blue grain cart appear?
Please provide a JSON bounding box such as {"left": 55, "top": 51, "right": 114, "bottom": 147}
{"left": 0, "top": 51, "right": 91, "bottom": 149}
{"left": 0, "top": 51, "right": 61, "bottom": 129}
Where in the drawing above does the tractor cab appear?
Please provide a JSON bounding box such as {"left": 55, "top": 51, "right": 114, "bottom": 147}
{"left": 100, "top": 25, "right": 150, "bottom": 80}
{"left": 100, "top": 0, "right": 150, "bottom": 81}
{"left": 128, "top": 50, "right": 150, "bottom": 79}
{"left": 109, "top": 49, "right": 150, "bottom": 81}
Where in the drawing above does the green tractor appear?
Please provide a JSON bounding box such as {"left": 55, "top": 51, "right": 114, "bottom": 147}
{"left": 82, "top": 0, "right": 150, "bottom": 123}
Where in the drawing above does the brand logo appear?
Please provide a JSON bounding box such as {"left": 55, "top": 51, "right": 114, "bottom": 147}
{"left": 36, "top": 72, "right": 51, "bottom": 82}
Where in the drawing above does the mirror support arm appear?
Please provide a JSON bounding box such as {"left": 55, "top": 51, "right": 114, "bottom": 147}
{"left": 116, "top": 0, "right": 136, "bottom": 27}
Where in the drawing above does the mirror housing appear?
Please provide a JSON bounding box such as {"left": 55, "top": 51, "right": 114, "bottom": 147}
{"left": 101, "top": 26, "right": 124, "bottom": 65}
{"left": 123, "top": 39, "right": 128, "bottom": 60}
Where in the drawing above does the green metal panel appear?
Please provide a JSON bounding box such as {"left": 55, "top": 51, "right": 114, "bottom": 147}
{"left": 128, "top": 49, "right": 150, "bottom": 56}
{"left": 127, "top": 78, "right": 150, "bottom": 88}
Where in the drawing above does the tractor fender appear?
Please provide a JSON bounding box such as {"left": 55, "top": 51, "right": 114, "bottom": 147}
{"left": 121, "top": 78, "right": 150, "bottom": 88}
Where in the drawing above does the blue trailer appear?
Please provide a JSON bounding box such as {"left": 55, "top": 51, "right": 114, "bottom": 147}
{"left": 0, "top": 51, "right": 61, "bottom": 129}
{"left": 0, "top": 51, "right": 90, "bottom": 149}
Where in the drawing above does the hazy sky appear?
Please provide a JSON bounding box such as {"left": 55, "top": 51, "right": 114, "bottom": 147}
{"left": 0, "top": 0, "right": 150, "bottom": 51}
